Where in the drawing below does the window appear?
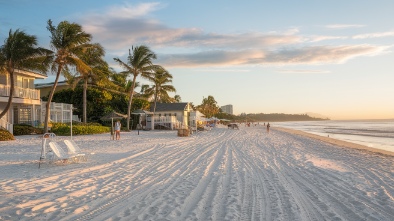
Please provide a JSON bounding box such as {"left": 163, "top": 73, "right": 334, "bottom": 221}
{"left": 19, "top": 107, "right": 32, "bottom": 124}
{"left": 16, "top": 76, "right": 33, "bottom": 89}
{"left": 16, "top": 76, "right": 23, "bottom": 87}
{"left": 23, "top": 78, "right": 29, "bottom": 88}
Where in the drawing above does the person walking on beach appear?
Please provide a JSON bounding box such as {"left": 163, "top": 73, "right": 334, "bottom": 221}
{"left": 267, "top": 122, "right": 270, "bottom": 133}
{"left": 115, "top": 120, "right": 121, "bottom": 140}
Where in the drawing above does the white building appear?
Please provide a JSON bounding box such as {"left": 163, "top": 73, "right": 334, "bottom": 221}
{"left": 150, "top": 102, "right": 195, "bottom": 130}
{"left": 0, "top": 70, "right": 45, "bottom": 133}
{"left": 0, "top": 70, "right": 79, "bottom": 134}
{"left": 40, "top": 101, "right": 79, "bottom": 125}
{"left": 220, "top": 104, "right": 233, "bottom": 115}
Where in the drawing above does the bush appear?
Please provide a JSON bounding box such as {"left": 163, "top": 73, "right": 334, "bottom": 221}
{"left": 72, "top": 122, "right": 102, "bottom": 126}
{"left": 0, "top": 128, "right": 15, "bottom": 141}
{"left": 13, "top": 124, "right": 44, "bottom": 136}
{"left": 50, "top": 122, "right": 110, "bottom": 136}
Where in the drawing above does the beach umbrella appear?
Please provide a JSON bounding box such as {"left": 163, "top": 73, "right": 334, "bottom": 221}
{"left": 101, "top": 111, "right": 127, "bottom": 139}
{"left": 208, "top": 117, "right": 220, "bottom": 122}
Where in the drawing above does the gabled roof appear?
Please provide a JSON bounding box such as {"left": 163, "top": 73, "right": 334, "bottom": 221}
{"left": 151, "top": 102, "right": 189, "bottom": 112}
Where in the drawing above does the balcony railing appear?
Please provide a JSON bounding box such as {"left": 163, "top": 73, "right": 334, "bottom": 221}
{"left": 0, "top": 84, "right": 40, "bottom": 100}
{"left": 153, "top": 116, "right": 178, "bottom": 123}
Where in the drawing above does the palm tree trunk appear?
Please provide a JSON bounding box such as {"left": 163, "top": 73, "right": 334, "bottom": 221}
{"left": 83, "top": 78, "right": 87, "bottom": 123}
{"left": 153, "top": 86, "right": 158, "bottom": 113}
{"left": 0, "top": 69, "right": 15, "bottom": 120}
{"left": 127, "top": 74, "right": 137, "bottom": 130}
{"left": 44, "top": 65, "right": 62, "bottom": 133}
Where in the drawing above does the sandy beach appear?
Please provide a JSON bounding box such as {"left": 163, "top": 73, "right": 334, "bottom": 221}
{"left": 1, "top": 125, "right": 394, "bottom": 220}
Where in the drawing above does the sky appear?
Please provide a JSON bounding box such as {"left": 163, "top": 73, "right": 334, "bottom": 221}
{"left": 1, "top": 0, "right": 394, "bottom": 120}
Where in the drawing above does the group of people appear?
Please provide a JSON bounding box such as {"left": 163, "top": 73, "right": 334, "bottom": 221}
{"left": 242, "top": 121, "right": 271, "bottom": 133}
{"left": 113, "top": 120, "right": 270, "bottom": 140}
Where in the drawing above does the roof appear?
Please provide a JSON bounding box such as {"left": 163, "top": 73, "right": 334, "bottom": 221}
{"left": 150, "top": 102, "right": 189, "bottom": 112}
{"left": 35, "top": 80, "right": 68, "bottom": 89}
{"left": 132, "top": 109, "right": 153, "bottom": 115}
{"left": 15, "top": 69, "right": 47, "bottom": 79}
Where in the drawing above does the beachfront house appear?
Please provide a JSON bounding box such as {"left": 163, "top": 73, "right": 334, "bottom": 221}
{"left": 131, "top": 109, "right": 154, "bottom": 130}
{"left": 189, "top": 110, "right": 206, "bottom": 130}
{"left": 150, "top": 102, "right": 195, "bottom": 130}
{"left": 0, "top": 70, "right": 46, "bottom": 133}
{"left": 0, "top": 71, "right": 80, "bottom": 134}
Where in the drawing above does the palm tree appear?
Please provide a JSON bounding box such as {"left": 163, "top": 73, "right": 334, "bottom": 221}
{"left": 139, "top": 84, "right": 150, "bottom": 98}
{"left": 0, "top": 29, "right": 52, "bottom": 120}
{"left": 113, "top": 45, "right": 157, "bottom": 130}
{"left": 110, "top": 70, "right": 142, "bottom": 97}
{"left": 144, "top": 67, "right": 176, "bottom": 113}
{"left": 64, "top": 43, "right": 106, "bottom": 123}
{"left": 44, "top": 19, "right": 93, "bottom": 132}
{"left": 174, "top": 95, "right": 182, "bottom": 103}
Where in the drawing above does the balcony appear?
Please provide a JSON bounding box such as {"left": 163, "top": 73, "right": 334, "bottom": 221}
{"left": 0, "top": 84, "right": 40, "bottom": 100}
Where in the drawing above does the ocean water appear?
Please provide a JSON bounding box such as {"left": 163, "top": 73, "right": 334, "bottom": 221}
{"left": 274, "top": 120, "right": 394, "bottom": 153}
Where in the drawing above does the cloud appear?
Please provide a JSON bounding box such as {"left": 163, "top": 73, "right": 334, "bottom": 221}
{"left": 79, "top": 3, "right": 301, "bottom": 53}
{"left": 75, "top": 3, "right": 392, "bottom": 69}
{"left": 307, "top": 35, "right": 348, "bottom": 42}
{"left": 105, "top": 2, "right": 162, "bottom": 19}
{"left": 191, "top": 68, "right": 251, "bottom": 72}
{"left": 157, "top": 45, "right": 388, "bottom": 67}
{"left": 325, "top": 24, "right": 365, "bottom": 29}
{"left": 277, "top": 69, "right": 330, "bottom": 74}
{"left": 353, "top": 31, "right": 394, "bottom": 39}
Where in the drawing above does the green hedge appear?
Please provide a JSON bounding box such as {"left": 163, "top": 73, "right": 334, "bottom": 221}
{"left": 13, "top": 124, "right": 44, "bottom": 136}
{"left": 50, "top": 123, "right": 110, "bottom": 136}
{"left": 0, "top": 128, "right": 15, "bottom": 141}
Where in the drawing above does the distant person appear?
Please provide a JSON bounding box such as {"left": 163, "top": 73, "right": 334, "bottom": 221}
{"left": 115, "top": 120, "right": 121, "bottom": 140}
{"left": 267, "top": 122, "right": 270, "bottom": 133}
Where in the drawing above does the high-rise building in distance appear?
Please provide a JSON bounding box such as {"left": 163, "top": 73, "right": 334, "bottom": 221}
{"left": 220, "top": 104, "right": 233, "bottom": 115}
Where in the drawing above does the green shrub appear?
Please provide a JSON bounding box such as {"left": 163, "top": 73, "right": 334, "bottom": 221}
{"left": 50, "top": 122, "right": 110, "bottom": 136}
{"left": 13, "top": 124, "right": 44, "bottom": 136}
{"left": 0, "top": 128, "right": 15, "bottom": 141}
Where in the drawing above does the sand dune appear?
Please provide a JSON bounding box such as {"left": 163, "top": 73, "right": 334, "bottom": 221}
{"left": 0, "top": 125, "right": 393, "bottom": 220}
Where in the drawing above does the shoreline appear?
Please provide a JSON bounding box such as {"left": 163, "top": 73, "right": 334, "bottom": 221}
{"left": 274, "top": 126, "right": 394, "bottom": 157}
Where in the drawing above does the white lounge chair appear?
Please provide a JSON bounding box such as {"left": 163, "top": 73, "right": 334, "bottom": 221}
{"left": 48, "top": 142, "right": 74, "bottom": 164}
{"left": 64, "top": 140, "right": 87, "bottom": 162}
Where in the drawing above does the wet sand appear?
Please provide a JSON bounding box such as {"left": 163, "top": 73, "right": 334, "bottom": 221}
{"left": 274, "top": 126, "right": 394, "bottom": 157}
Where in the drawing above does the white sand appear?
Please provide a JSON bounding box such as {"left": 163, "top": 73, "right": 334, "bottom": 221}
{"left": 1, "top": 125, "right": 394, "bottom": 220}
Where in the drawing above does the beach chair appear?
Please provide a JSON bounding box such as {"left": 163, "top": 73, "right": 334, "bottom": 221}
{"left": 48, "top": 142, "right": 74, "bottom": 164}
{"left": 64, "top": 140, "right": 87, "bottom": 162}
